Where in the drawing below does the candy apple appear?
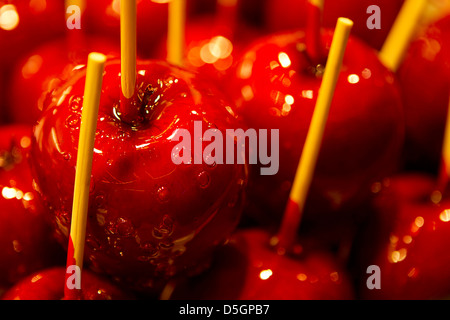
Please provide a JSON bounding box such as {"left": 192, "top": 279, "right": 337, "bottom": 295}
{"left": 355, "top": 174, "right": 450, "bottom": 300}
{"left": 0, "top": 125, "right": 65, "bottom": 290}
{"left": 397, "top": 16, "right": 450, "bottom": 173}
{"left": 30, "top": 59, "right": 248, "bottom": 293}
{"left": 8, "top": 36, "right": 119, "bottom": 125}
{"left": 226, "top": 30, "right": 404, "bottom": 229}
{"left": 1, "top": 267, "right": 133, "bottom": 300}
{"left": 165, "top": 229, "right": 355, "bottom": 300}
{"left": 83, "top": 0, "right": 170, "bottom": 58}
{"left": 264, "top": 0, "right": 404, "bottom": 50}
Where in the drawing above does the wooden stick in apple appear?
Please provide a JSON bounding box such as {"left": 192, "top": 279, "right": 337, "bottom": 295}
{"left": 306, "top": 0, "right": 324, "bottom": 65}
{"left": 119, "top": 0, "right": 138, "bottom": 125}
{"left": 64, "top": 52, "right": 106, "bottom": 300}
{"left": 276, "top": 17, "right": 354, "bottom": 251}
{"left": 379, "top": 0, "right": 428, "bottom": 72}
{"left": 168, "top": 0, "right": 187, "bottom": 66}
{"left": 65, "top": 0, "right": 86, "bottom": 26}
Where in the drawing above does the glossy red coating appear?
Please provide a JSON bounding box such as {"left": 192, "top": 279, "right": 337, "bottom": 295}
{"left": 359, "top": 174, "right": 450, "bottom": 300}
{"left": 83, "top": 0, "right": 170, "bottom": 58}
{"left": 30, "top": 59, "right": 248, "bottom": 293}
{"left": 226, "top": 30, "right": 404, "bottom": 228}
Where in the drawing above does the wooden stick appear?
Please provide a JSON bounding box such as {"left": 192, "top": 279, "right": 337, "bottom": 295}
{"left": 167, "top": 0, "right": 186, "bottom": 66}
{"left": 118, "top": 0, "right": 138, "bottom": 125}
{"left": 276, "top": 18, "right": 353, "bottom": 251}
{"left": 64, "top": 52, "right": 106, "bottom": 300}
{"left": 379, "top": 0, "right": 428, "bottom": 72}
{"left": 120, "top": 0, "right": 137, "bottom": 99}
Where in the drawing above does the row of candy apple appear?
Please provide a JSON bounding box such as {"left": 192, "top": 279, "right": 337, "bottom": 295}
{"left": 0, "top": 0, "right": 449, "bottom": 299}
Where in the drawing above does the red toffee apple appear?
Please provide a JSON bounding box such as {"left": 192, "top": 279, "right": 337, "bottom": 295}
{"left": 226, "top": 30, "right": 404, "bottom": 228}
{"left": 397, "top": 16, "right": 450, "bottom": 172}
{"left": 166, "top": 229, "right": 355, "bottom": 300}
{"left": 0, "top": 0, "right": 65, "bottom": 119}
{"left": 1, "top": 267, "right": 132, "bottom": 300}
{"left": 30, "top": 59, "right": 248, "bottom": 292}
{"left": 83, "top": 0, "right": 171, "bottom": 58}
{"left": 0, "top": 125, "right": 64, "bottom": 290}
{"left": 356, "top": 174, "right": 450, "bottom": 300}
{"left": 8, "top": 37, "right": 119, "bottom": 125}
{"left": 264, "top": 0, "right": 404, "bottom": 50}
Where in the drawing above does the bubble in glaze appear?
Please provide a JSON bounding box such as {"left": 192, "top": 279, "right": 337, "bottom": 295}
{"left": 65, "top": 114, "right": 80, "bottom": 129}
{"left": 197, "top": 171, "right": 211, "bottom": 189}
{"left": 157, "top": 186, "right": 170, "bottom": 203}
{"left": 160, "top": 215, "right": 174, "bottom": 234}
{"left": 95, "top": 194, "right": 107, "bottom": 210}
{"left": 63, "top": 153, "right": 71, "bottom": 161}
{"left": 153, "top": 216, "right": 173, "bottom": 239}
{"left": 116, "top": 217, "right": 134, "bottom": 237}
{"left": 68, "top": 95, "right": 82, "bottom": 111}
{"left": 29, "top": 60, "right": 249, "bottom": 293}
